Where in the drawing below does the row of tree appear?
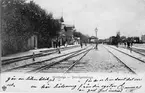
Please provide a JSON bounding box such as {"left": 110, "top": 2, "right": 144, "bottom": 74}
{"left": 1, "top": 0, "right": 61, "bottom": 56}
{"left": 73, "top": 31, "right": 89, "bottom": 43}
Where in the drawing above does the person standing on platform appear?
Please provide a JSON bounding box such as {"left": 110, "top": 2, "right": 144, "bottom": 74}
{"left": 130, "top": 41, "right": 133, "bottom": 53}
{"left": 80, "top": 40, "right": 83, "bottom": 48}
{"left": 127, "top": 41, "right": 130, "bottom": 49}
{"left": 56, "top": 39, "right": 61, "bottom": 54}
{"left": 130, "top": 41, "right": 133, "bottom": 47}
{"left": 124, "top": 42, "right": 126, "bottom": 47}
{"left": 95, "top": 41, "right": 98, "bottom": 50}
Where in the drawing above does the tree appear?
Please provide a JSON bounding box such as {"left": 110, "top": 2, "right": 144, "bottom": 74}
{"left": 73, "top": 31, "right": 89, "bottom": 43}
{"left": 1, "top": 0, "right": 30, "bottom": 55}
{"left": 73, "top": 31, "right": 82, "bottom": 37}
{"left": 1, "top": 0, "right": 62, "bottom": 55}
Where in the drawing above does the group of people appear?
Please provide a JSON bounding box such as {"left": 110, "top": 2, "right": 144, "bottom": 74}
{"left": 80, "top": 41, "right": 87, "bottom": 48}
{"left": 123, "top": 41, "right": 133, "bottom": 53}
{"left": 53, "top": 39, "right": 61, "bottom": 48}
{"left": 123, "top": 41, "right": 133, "bottom": 48}
{"left": 80, "top": 40, "right": 98, "bottom": 50}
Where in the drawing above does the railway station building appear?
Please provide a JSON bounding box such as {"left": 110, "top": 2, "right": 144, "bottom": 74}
{"left": 51, "top": 17, "right": 75, "bottom": 48}
{"left": 63, "top": 24, "right": 75, "bottom": 45}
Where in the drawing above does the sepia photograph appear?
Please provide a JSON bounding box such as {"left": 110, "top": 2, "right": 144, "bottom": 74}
{"left": 1, "top": 0, "right": 145, "bottom": 92}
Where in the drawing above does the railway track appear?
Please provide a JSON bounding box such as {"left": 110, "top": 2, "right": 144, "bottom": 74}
{"left": 104, "top": 46, "right": 136, "bottom": 74}
{"left": 119, "top": 46, "right": 145, "bottom": 57}
{"left": 103, "top": 45, "right": 145, "bottom": 75}
{"left": 28, "top": 47, "right": 92, "bottom": 73}
{"left": 2, "top": 45, "right": 80, "bottom": 65}
{"left": 131, "top": 47, "right": 145, "bottom": 56}
{"left": 2, "top": 46, "right": 93, "bottom": 73}
{"left": 110, "top": 46, "right": 145, "bottom": 63}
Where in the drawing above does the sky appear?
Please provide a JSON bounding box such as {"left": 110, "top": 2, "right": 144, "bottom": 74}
{"left": 29, "top": 0, "right": 145, "bottom": 39}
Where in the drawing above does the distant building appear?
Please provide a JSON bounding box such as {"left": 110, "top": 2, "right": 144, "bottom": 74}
{"left": 51, "top": 17, "right": 75, "bottom": 47}
{"left": 89, "top": 36, "right": 98, "bottom": 43}
{"left": 51, "top": 17, "right": 65, "bottom": 47}
{"left": 141, "top": 35, "right": 145, "bottom": 43}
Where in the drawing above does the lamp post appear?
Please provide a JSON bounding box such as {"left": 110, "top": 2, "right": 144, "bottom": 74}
{"left": 95, "top": 27, "right": 98, "bottom": 40}
{"left": 95, "top": 27, "right": 98, "bottom": 49}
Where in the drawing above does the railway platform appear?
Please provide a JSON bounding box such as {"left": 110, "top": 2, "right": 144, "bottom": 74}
{"left": 104, "top": 45, "right": 145, "bottom": 75}
{"left": 110, "top": 45, "right": 145, "bottom": 62}
{"left": 1, "top": 44, "right": 79, "bottom": 61}
{"left": 132, "top": 46, "right": 145, "bottom": 50}
{"left": 133, "top": 43, "right": 145, "bottom": 49}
